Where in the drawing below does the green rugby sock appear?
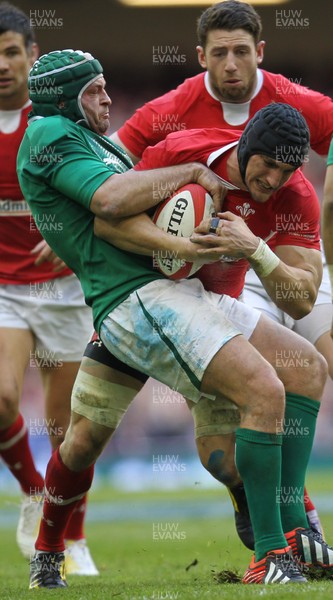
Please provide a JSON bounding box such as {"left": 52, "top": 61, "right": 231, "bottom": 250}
{"left": 279, "top": 392, "right": 320, "bottom": 532}
{"left": 235, "top": 428, "right": 286, "bottom": 561}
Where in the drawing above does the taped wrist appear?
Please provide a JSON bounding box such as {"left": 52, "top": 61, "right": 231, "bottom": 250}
{"left": 249, "top": 238, "right": 280, "bottom": 278}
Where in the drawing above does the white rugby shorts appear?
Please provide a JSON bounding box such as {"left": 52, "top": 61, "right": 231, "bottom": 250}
{"left": 242, "top": 262, "right": 333, "bottom": 345}
{"left": 100, "top": 278, "right": 260, "bottom": 403}
{"left": 0, "top": 274, "right": 92, "bottom": 361}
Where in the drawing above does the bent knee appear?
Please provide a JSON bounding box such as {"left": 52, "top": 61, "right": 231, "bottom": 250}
{"left": 294, "top": 347, "right": 328, "bottom": 400}
{"left": 62, "top": 416, "right": 112, "bottom": 470}
{"left": 204, "top": 448, "right": 239, "bottom": 487}
{"left": 0, "top": 387, "right": 20, "bottom": 426}
{"left": 242, "top": 369, "right": 285, "bottom": 422}
{"left": 196, "top": 432, "right": 239, "bottom": 487}
{"left": 313, "top": 348, "right": 328, "bottom": 380}
{"left": 307, "top": 349, "right": 328, "bottom": 399}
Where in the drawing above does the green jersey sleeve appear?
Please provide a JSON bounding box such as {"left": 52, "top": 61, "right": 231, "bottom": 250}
{"left": 19, "top": 117, "right": 115, "bottom": 209}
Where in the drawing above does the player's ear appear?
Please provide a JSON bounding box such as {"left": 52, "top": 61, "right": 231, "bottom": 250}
{"left": 196, "top": 46, "right": 207, "bottom": 70}
{"left": 256, "top": 40, "right": 265, "bottom": 65}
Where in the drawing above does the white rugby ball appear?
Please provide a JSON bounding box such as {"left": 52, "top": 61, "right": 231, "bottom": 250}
{"left": 152, "top": 183, "right": 214, "bottom": 279}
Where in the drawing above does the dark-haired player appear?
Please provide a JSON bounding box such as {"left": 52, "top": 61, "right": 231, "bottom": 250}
{"left": 16, "top": 49, "right": 332, "bottom": 587}
{"left": 0, "top": 2, "right": 97, "bottom": 574}
{"left": 110, "top": 0, "right": 333, "bottom": 537}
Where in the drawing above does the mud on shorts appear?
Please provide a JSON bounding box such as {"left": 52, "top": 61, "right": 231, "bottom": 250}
{"left": 88, "top": 278, "right": 261, "bottom": 435}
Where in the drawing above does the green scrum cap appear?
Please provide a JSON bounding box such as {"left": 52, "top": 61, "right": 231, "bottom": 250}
{"left": 28, "top": 49, "right": 103, "bottom": 125}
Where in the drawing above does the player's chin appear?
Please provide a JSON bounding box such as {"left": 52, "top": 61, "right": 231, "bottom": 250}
{"left": 98, "top": 117, "right": 110, "bottom": 134}
{"left": 221, "top": 85, "right": 246, "bottom": 101}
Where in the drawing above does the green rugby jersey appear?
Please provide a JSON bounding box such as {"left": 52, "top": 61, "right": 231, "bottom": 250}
{"left": 17, "top": 115, "right": 165, "bottom": 333}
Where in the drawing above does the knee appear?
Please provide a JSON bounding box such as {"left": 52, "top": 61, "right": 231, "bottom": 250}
{"left": 0, "top": 385, "right": 19, "bottom": 426}
{"left": 307, "top": 349, "right": 328, "bottom": 398}
{"left": 61, "top": 416, "right": 112, "bottom": 472}
{"left": 296, "top": 347, "right": 328, "bottom": 400}
{"left": 48, "top": 430, "right": 66, "bottom": 452}
{"left": 60, "top": 425, "right": 96, "bottom": 471}
{"left": 197, "top": 437, "right": 240, "bottom": 487}
{"left": 205, "top": 448, "right": 240, "bottom": 487}
{"left": 243, "top": 369, "right": 285, "bottom": 424}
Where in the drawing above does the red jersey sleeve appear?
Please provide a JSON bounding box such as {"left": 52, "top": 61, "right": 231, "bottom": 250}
{"left": 270, "top": 171, "right": 321, "bottom": 251}
{"left": 135, "top": 128, "right": 240, "bottom": 171}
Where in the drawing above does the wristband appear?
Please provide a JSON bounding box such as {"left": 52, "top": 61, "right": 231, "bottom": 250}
{"left": 328, "top": 264, "right": 333, "bottom": 299}
{"left": 249, "top": 238, "right": 280, "bottom": 278}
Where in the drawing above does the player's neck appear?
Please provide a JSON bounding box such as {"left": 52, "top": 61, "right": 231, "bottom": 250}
{"left": 226, "top": 149, "right": 247, "bottom": 190}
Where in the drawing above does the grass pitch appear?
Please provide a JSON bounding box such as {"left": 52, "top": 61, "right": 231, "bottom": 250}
{"left": 0, "top": 470, "right": 332, "bottom": 599}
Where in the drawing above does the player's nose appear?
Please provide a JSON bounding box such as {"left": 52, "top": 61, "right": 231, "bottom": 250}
{"left": 104, "top": 92, "right": 112, "bottom": 106}
{"left": 265, "top": 170, "right": 283, "bottom": 189}
{"left": 225, "top": 51, "right": 237, "bottom": 71}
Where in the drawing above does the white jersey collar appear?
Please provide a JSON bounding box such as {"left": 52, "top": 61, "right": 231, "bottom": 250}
{"left": 207, "top": 140, "right": 240, "bottom": 190}
{"left": 0, "top": 100, "right": 31, "bottom": 134}
{"left": 204, "top": 69, "right": 264, "bottom": 126}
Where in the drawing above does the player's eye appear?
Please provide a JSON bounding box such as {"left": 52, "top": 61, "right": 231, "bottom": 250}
{"left": 6, "top": 49, "right": 20, "bottom": 57}
{"left": 236, "top": 49, "right": 249, "bottom": 56}
{"left": 212, "top": 50, "right": 226, "bottom": 58}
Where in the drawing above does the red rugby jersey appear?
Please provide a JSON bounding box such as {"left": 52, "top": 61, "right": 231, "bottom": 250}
{"left": 118, "top": 70, "right": 333, "bottom": 158}
{"left": 136, "top": 128, "right": 320, "bottom": 298}
{"left": 0, "top": 103, "right": 71, "bottom": 284}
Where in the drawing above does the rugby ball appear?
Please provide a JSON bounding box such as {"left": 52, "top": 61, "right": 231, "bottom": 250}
{"left": 152, "top": 183, "right": 214, "bottom": 279}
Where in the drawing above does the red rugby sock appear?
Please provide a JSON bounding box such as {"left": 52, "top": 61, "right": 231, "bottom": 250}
{"left": 304, "top": 486, "right": 316, "bottom": 512}
{"left": 0, "top": 413, "right": 44, "bottom": 494}
{"left": 64, "top": 494, "right": 87, "bottom": 541}
{"left": 36, "top": 447, "right": 94, "bottom": 552}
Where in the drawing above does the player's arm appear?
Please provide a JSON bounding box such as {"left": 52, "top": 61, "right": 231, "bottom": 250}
{"left": 254, "top": 244, "right": 322, "bottom": 320}
{"left": 191, "top": 211, "right": 322, "bottom": 319}
{"left": 109, "top": 132, "right": 140, "bottom": 164}
{"left": 94, "top": 212, "right": 218, "bottom": 265}
{"left": 90, "top": 163, "right": 224, "bottom": 218}
{"left": 22, "top": 128, "right": 224, "bottom": 220}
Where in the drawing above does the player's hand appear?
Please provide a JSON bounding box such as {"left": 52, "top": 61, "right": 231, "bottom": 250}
{"left": 177, "top": 238, "right": 221, "bottom": 265}
{"left": 190, "top": 211, "right": 259, "bottom": 259}
{"left": 192, "top": 163, "right": 227, "bottom": 213}
{"left": 31, "top": 240, "right": 68, "bottom": 272}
